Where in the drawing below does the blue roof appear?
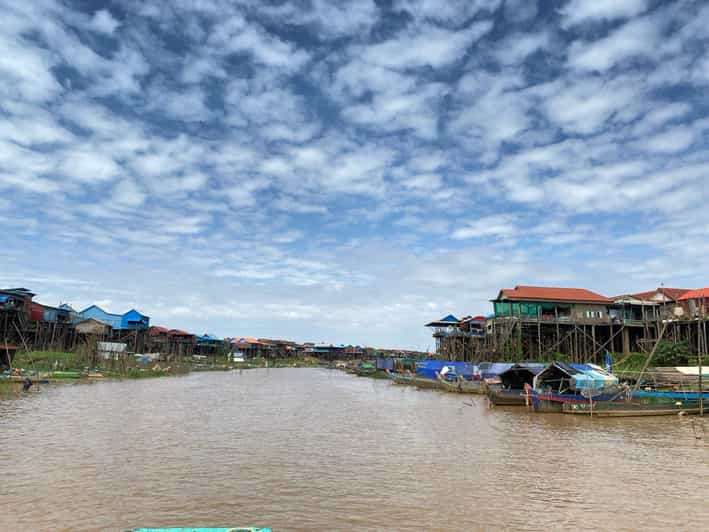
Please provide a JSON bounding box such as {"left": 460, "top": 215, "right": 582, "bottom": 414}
{"left": 439, "top": 314, "right": 459, "bottom": 323}
{"left": 0, "top": 295, "right": 9, "bottom": 303}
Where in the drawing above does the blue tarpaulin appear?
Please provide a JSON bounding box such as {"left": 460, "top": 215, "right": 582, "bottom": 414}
{"left": 415, "top": 360, "right": 477, "bottom": 380}
{"left": 375, "top": 358, "right": 394, "bottom": 370}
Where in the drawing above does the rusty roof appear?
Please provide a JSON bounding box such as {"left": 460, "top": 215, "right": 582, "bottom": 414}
{"left": 631, "top": 287, "right": 691, "bottom": 301}
{"left": 497, "top": 285, "right": 612, "bottom": 304}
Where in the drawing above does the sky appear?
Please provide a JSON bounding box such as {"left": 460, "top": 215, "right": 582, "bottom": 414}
{"left": 1, "top": 0, "right": 709, "bottom": 350}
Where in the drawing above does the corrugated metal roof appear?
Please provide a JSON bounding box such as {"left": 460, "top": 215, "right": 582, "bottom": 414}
{"left": 637, "top": 288, "right": 689, "bottom": 300}
{"left": 498, "top": 285, "right": 612, "bottom": 304}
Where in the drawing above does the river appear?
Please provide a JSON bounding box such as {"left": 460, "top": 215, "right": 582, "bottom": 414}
{"left": 1, "top": 368, "right": 708, "bottom": 531}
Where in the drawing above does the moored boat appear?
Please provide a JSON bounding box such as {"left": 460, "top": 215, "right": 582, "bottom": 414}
{"left": 529, "top": 361, "right": 623, "bottom": 413}
{"left": 51, "top": 370, "right": 81, "bottom": 379}
{"left": 355, "top": 362, "right": 376, "bottom": 376}
{"left": 8, "top": 374, "right": 50, "bottom": 384}
{"left": 563, "top": 398, "right": 706, "bottom": 417}
{"left": 486, "top": 363, "right": 547, "bottom": 406}
{"left": 436, "top": 372, "right": 484, "bottom": 394}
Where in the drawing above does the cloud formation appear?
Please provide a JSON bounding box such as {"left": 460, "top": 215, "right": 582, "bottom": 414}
{"left": 1, "top": 0, "right": 709, "bottom": 349}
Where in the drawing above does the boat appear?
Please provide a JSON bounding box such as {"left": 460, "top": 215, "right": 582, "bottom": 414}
{"left": 436, "top": 372, "right": 485, "bottom": 394}
{"left": 51, "top": 370, "right": 81, "bottom": 379}
{"left": 529, "top": 361, "right": 623, "bottom": 413}
{"left": 386, "top": 370, "right": 441, "bottom": 389}
{"left": 7, "top": 374, "right": 50, "bottom": 384}
{"left": 486, "top": 363, "right": 547, "bottom": 406}
{"left": 356, "top": 362, "right": 376, "bottom": 376}
{"left": 563, "top": 398, "right": 706, "bottom": 417}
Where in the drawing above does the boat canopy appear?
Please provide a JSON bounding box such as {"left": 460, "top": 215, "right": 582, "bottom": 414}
{"left": 498, "top": 363, "right": 548, "bottom": 388}
{"left": 478, "top": 362, "right": 514, "bottom": 379}
{"left": 533, "top": 361, "right": 618, "bottom": 392}
{"left": 415, "top": 360, "right": 476, "bottom": 380}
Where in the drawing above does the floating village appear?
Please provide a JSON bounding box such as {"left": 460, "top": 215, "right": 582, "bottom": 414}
{"left": 1, "top": 284, "right": 708, "bottom": 417}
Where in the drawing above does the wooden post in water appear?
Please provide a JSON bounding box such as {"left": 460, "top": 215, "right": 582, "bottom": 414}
{"left": 699, "top": 311, "right": 704, "bottom": 417}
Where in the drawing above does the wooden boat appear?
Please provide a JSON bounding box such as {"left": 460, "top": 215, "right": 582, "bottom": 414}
{"left": 356, "top": 363, "right": 376, "bottom": 376}
{"left": 8, "top": 374, "right": 50, "bottom": 384}
{"left": 82, "top": 371, "right": 105, "bottom": 379}
{"left": 487, "top": 363, "right": 548, "bottom": 406}
{"left": 486, "top": 384, "right": 530, "bottom": 406}
{"left": 563, "top": 399, "right": 706, "bottom": 417}
{"left": 51, "top": 370, "right": 81, "bottom": 379}
{"left": 437, "top": 373, "right": 484, "bottom": 394}
{"left": 529, "top": 389, "right": 627, "bottom": 413}
{"left": 386, "top": 370, "right": 414, "bottom": 385}
{"left": 413, "top": 375, "right": 441, "bottom": 389}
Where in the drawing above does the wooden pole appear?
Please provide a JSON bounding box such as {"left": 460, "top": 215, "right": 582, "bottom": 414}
{"left": 634, "top": 322, "right": 668, "bottom": 392}
{"left": 698, "top": 313, "right": 703, "bottom": 416}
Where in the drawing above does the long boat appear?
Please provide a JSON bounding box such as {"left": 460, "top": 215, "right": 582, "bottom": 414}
{"left": 385, "top": 370, "right": 440, "bottom": 388}
{"left": 6, "top": 374, "right": 50, "bottom": 384}
{"left": 529, "top": 389, "right": 627, "bottom": 413}
{"left": 486, "top": 384, "right": 530, "bottom": 405}
{"left": 436, "top": 373, "right": 485, "bottom": 394}
{"left": 563, "top": 398, "right": 706, "bottom": 417}
{"left": 486, "top": 363, "right": 548, "bottom": 406}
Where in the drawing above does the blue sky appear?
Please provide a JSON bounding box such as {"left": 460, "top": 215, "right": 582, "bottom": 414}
{"left": 2, "top": 0, "right": 708, "bottom": 350}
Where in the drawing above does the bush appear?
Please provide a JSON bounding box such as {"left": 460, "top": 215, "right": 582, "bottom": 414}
{"left": 653, "top": 340, "right": 691, "bottom": 366}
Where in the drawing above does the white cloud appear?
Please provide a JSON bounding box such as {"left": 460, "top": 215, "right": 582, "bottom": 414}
{"left": 561, "top": 0, "right": 648, "bottom": 27}
{"left": 359, "top": 22, "right": 492, "bottom": 70}
{"left": 112, "top": 179, "right": 146, "bottom": 207}
{"left": 642, "top": 126, "right": 697, "bottom": 154}
{"left": 568, "top": 16, "right": 660, "bottom": 72}
{"left": 90, "top": 9, "right": 120, "bottom": 34}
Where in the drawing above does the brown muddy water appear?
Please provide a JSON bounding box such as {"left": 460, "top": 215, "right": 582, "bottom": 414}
{"left": 1, "top": 368, "right": 708, "bottom": 531}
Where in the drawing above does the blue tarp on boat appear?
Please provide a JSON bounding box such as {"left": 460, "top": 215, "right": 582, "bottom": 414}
{"left": 479, "top": 362, "right": 514, "bottom": 379}
{"left": 415, "top": 360, "right": 476, "bottom": 380}
{"left": 376, "top": 358, "right": 394, "bottom": 370}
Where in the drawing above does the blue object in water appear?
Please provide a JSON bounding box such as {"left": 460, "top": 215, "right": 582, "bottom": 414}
{"left": 129, "top": 528, "right": 272, "bottom": 532}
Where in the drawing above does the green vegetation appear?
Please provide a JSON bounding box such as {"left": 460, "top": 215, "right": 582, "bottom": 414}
{"left": 613, "top": 352, "right": 647, "bottom": 377}
{"left": 12, "top": 350, "right": 82, "bottom": 371}
{"left": 653, "top": 340, "right": 691, "bottom": 366}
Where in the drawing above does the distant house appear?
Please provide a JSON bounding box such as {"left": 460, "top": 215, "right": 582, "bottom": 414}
{"left": 195, "top": 334, "right": 225, "bottom": 357}
{"left": 492, "top": 285, "right": 613, "bottom": 324}
{"left": 79, "top": 305, "right": 150, "bottom": 330}
{"left": 0, "top": 288, "right": 34, "bottom": 315}
{"left": 29, "top": 302, "right": 72, "bottom": 324}
{"left": 612, "top": 288, "right": 691, "bottom": 322}
{"left": 75, "top": 318, "right": 112, "bottom": 336}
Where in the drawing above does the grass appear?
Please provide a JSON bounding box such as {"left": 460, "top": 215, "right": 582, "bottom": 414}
{"left": 11, "top": 350, "right": 82, "bottom": 371}
{"left": 613, "top": 352, "right": 648, "bottom": 374}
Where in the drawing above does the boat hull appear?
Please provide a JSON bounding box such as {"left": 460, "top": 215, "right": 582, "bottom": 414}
{"left": 487, "top": 386, "right": 529, "bottom": 406}
{"left": 437, "top": 374, "right": 484, "bottom": 394}
{"left": 563, "top": 400, "right": 706, "bottom": 417}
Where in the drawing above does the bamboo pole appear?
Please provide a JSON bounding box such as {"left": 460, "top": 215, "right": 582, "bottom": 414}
{"left": 633, "top": 322, "right": 668, "bottom": 392}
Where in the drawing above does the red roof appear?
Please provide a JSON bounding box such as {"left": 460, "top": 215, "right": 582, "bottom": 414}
{"left": 498, "top": 285, "right": 612, "bottom": 304}
{"left": 678, "top": 288, "right": 709, "bottom": 301}
{"left": 168, "top": 329, "right": 192, "bottom": 337}
{"left": 149, "top": 326, "right": 169, "bottom": 335}
{"left": 631, "top": 288, "right": 690, "bottom": 301}
{"left": 471, "top": 315, "right": 487, "bottom": 322}
{"left": 232, "top": 337, "right": 261, "bottom": 345}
